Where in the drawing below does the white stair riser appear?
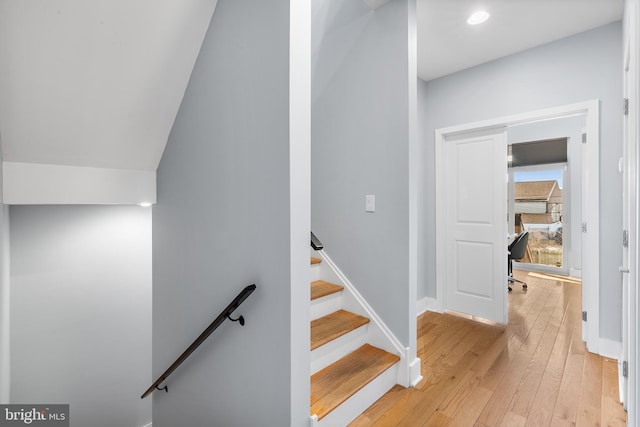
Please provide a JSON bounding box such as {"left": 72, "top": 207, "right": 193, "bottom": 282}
{"left": 315, "top": 364, "right": 399, "bottom": 427}
{"left": 311, "top": 324, "right": 368, "bottom": 375}
{"left": 311, "top": 263, "right": 321, "bottom": 282}
{"left": 310, "top": 292, "right": 342, "bottom": 321}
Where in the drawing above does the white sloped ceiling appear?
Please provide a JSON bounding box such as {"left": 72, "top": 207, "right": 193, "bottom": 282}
{"left": 0, "top": 0, "right": 218, "bottom": 172}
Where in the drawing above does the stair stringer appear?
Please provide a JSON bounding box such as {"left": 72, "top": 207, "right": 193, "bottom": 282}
{"left": 312, "top": 249, "right": 423, "bottom": 388}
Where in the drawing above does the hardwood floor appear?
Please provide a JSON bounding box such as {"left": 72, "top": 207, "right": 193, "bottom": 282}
{"left": 350, "top": 270, "right": 628, "bottom": 426}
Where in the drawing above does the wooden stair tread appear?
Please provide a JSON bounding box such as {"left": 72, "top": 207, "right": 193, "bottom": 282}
{"left": 310, "top": 344, "right": 400, "bottom": 420}
{"left": 311, "top": 310, "right": 370, "bottom": 350}
{"left": 311, "top": 280, "right": 343, "bottom": 301}
{"left": 311, "top": 257, "right": 322, "bottom": 265}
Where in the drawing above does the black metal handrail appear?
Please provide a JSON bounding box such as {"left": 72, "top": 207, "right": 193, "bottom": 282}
{"left": 311, "top": 231, "right": 323, "bottom": 250}
{"left": 141, "top": 284, "right": 257, "bottom": 399}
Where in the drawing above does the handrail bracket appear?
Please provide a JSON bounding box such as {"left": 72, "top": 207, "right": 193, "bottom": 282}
{"left": 226, "top": 313, "right": 245, "bottom": 325}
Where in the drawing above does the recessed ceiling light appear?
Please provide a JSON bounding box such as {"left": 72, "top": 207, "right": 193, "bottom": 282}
{"left": 467, "top": 10, "right": 490, "bottom": 25}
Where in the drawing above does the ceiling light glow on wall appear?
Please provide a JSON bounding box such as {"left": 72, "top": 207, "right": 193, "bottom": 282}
{"left": 139, "top": 202, "right": 152, "bottom": 207}
{"left": 467, "top": 10, "right": 490, "bottom": 25}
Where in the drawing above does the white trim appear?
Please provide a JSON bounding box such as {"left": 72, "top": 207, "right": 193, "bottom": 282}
{"left": 513, "top": 261, "right": 566, "bottom": 276}
{"left": 142, "top": 423, "right": 152, "bottom": 427}
{"left": 407, "top": 0, "right": 419, "bottom": 391}
{"left": 2, "top": 162, "right": 156, "bottom": 205}
{"left": 435, "top": 100, "right": 600, "bottom": 354}
{"left": 631, "top": 0, "right": 640, "bottom": 420}
{"left": 417, "top": 297, "right": 429, "bottom": 316}
{"left": 416, "top": 296, "right": 443, "bottom": 316}
{"left": 316, "top": 250, "right": 422, "bottom": 388}
{"left": 599, "top": 338, "right": 622, "bottom": 360}
{"left": 569, "top": 268, "right": 582, "bottom": 279}
{"left": 621, "top": 1, "right": 639, "bottom": 418}
{"left": 620, "top": 358, "right": 626, "bottom": 404}
{"left": 289, "top": 0, "right": 312, "bottom": 423}
{"left": 408, "top": 356, "right": 423, "bottom": 387}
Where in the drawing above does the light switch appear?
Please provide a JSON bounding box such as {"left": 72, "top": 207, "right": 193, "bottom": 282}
{"left": 365, "top": 195, "right": 375, "bottom": 212}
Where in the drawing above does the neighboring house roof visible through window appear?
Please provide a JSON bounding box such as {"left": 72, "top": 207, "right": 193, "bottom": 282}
{"left": 514, "top": 180, "right": 560, "bottom": 202}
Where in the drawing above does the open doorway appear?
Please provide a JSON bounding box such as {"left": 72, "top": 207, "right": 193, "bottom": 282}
{"left": 506, "top": 115, "right": 585, "bottom": 280}
{"left": 435, "top": 100, "right": 600, "bottom": 353}
{"left": 505, "top": 115, "right": 584, "bottom": 278}
{"left": 510, "top": 164, "right": 567, "bottom": 272}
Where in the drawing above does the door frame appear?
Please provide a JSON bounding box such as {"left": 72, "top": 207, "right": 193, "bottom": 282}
{"left": 621, "top": 0, "right": 638, "bottom": 418}
{"left": 435, "top": 100, "right": 601, "bottom": 352}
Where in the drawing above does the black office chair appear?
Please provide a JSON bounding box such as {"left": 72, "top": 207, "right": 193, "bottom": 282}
{"left": 508, "top": 231, "right": 529, "bottom": 292}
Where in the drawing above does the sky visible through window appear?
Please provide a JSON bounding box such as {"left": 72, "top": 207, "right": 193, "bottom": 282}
{"left": 514, "top": 169, "right": 563, "bottom": 189}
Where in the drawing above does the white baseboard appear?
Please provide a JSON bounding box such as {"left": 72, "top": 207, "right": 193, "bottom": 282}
{"left": 599, "top": 338, "right": 622, "bottom": 360}
{"left": 417, "top": 297, "right": 429, "bottom": 316}
{"left": 618, "top": 358, "right": 627, "bottom": 405}
{"left": 408, "top": 357, "right": 423, "bottom": 387}
{"left": 417, "top": 297, "right": 443, "bottom": 316}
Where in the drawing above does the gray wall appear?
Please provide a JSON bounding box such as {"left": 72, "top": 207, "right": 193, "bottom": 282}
{"left": 312, "top": 0, "right": 413, "bottom": 346}
{"left": 418, "top": 22, "right": 623, "bottom": 340}
{"left": 0, "top": 154, "right": 9, "bottom": 404}
{"left": 10, "top": 205, "right": 152, "bottom": 427}
{"left": 153, "top": 0, "right": 308, "bottom": 426}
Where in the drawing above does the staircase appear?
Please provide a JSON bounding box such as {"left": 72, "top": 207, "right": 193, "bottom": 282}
{"left": 309, "top": 253, "right": 400, "bottom": 426}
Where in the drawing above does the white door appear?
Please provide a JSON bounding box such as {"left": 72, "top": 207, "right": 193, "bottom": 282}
{"left": 445, "top": 128, "right": 508, "bottom": 323}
